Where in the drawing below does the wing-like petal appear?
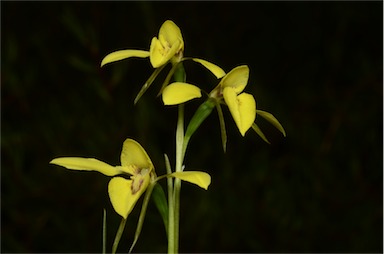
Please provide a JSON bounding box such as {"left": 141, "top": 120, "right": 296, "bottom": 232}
{"left": 162, "top": 82, "right": 202, "bottom": 105}
{"left": 223, "top": 88, "right": 256, "bottom": 136}
{"left": 192, "top": 58, "right": 226, "bottom": 79}
{"left": 101, "top": 50, "right": 149, "bottom": 67}
{"left": 168, "top": 171, "right": 211, "bottom": 190}
{"left": 220, "top": 65, "right": 249, "bottom": 94}
{"left": 50, "top": 157, "right": 121, "bottom": 176}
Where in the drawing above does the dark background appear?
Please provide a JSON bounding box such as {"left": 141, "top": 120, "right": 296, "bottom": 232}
{"left": 1, "top": 1, "right": 382, "bottom": 253}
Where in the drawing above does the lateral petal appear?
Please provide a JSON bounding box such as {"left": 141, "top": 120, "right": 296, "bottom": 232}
{"left": 192, "top": 58, "right": 226, "bottom": 79}
{"left": 168, "top": 171, "right": 211, "bottom": 190}
{"left": 50, "top": 157, "right": 121, "bottom": 176}
{"left": 162, "top": 82, "right": 202, "bottom": 105}
{"left": 101, "top": 50, "right": 149, "bottom": 67}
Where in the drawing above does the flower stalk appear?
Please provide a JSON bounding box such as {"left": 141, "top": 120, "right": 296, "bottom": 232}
{"left": 169, "top": 62, "right": 186, "bottom": 253}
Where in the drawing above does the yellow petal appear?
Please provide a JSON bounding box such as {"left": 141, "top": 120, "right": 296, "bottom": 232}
{"left": 169, "top": 171, "right": 211, "bottom": 190}
{"left": 192, "top": 58, "right": 226, "bottom": 79}
{"left": 108, "top": 175, "right": 150, "bottom": 219}
{"left": 162, "top": 82, "right": 202, "bottom": 105}
{"left": 50, "top": 157, "right": 121, "bottom": 176}
{"left": 223, "top": 87, "right": 256, "bottom": 136}
{"left": 120, "top": 139, "right": 153, "bottom": 170}
{"left": 100, "top": 50, "right": 149, "bottom": 67}
{"left": 220, "top": 65, "right": 249, "bottom": 94}
{"left": 108, "top": 177, "right": 132, "bottom": 218}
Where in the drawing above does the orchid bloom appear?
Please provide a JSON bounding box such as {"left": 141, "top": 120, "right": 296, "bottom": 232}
{"left": 100, "top": 20, "right": 225, "bottom": 104}
{"left": 213, "top": 65, "right": 285, "bottom": 141}
{"left": 163, "top": 65, "right": 256, "bottom": 136}
{"left": 101, "top": 20, "right": 183, "bottom": 69}
{"left": 213, "top": 65, "right": 256, "bottom": 136}
{"left": 50, "top": 138, "right": 211, "bottom": 219}
{"left": 149, "top": 20, "right": 184, "bottom": 67}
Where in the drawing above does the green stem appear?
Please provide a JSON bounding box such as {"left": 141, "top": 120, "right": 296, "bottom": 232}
{"left": 167, "top": 108, "right": 183, "bottom": 254}
{"left": 173, "top": 178, "right": 181, "bottom": 253}
{"left": 167, "top": 62, "right": 186, "bottom": 254}
{"left": 175, "top": 105, "right": 185, "bottom": 173}
{"left": 173, "top": 104, "right": 184, "bottom": 253}
{"left": 165, "top": 154, "right": 175, "bottom": 254}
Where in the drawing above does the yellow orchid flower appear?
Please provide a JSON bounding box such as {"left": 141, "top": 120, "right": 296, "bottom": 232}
{"left": 216, "top": 67, "right": 285, "bottom": 141}
{"left": 100, "top": 20, "right": 225, "bottom": 104}
{"left": 50, "top": 138, "right": 211, "bottom": 218}
{"left": 149, "top": 20, "right": 184, "bottom": 68}
{"left": 50, "top": 139, "right": 154, "bottom": 219}
{"left": 101, "top": 20, "right": 183, "bottom": 68}
{"left": 162, "top": 65, "right": 256, "bottom": 136}
{"left": 216, "top": 65, "right": 256, "bottom": 136}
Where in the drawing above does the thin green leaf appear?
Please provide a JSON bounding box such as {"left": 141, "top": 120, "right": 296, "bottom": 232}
{"left": 215, "top": 102, "right": 227, "bottom": 153}
{"left": 183, "top": 98, "right": 216, "bottom": 158}
{"left": 61, "top": 9, "right": 87, "bottom": 47}
{"left": 186, "top": 57, "right": 226, "bottom": 78}
{"left": 112, "top": 218, "right": 126, "bottom": 254}
{"left": 164, "top": 153, "right": 175, "bottom": 251}
{"left": 164, "top": 154, "right": 173, "bottom": 209}
{"left": 252, "top": 123, "right": 271, "bottom": 144}
{"left": 134, "top": 65, "right": 166, "bottom": 105}
{"left": 102, "top": 209, "right": 106, "bottom": 254}
{"left": 67, "top": 54, "right": 94, "bottom": 73}
{"left": 129, "top": 181, "right": 156, "bottom": 253}
{"left": 152, "top": 183, "right": 169, "bottom": 236}
{"left": 256, "top": 110, "right": 286, "bottom": 137}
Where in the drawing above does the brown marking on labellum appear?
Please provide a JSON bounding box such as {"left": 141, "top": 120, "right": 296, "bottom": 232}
{"left": 130, "top": 168, "right": 149, "bottom": 194}
{"left": 131, "top": 177, "right": 144, "bottom": 195}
